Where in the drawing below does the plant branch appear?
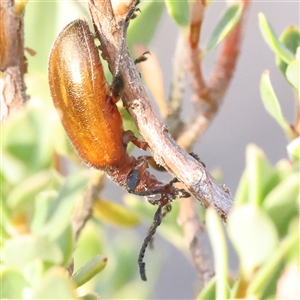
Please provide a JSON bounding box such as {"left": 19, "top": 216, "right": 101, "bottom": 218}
{"left": 72, "top": 170, "right": 106, "bottom": 241}
{"left": 177, "top": 196, "right": 214, "bottom": 286}
{"left": 88, "top": 0, "right": 233, "bottom": 222}
{"left": 177, "top": 0, "right": 250, "bottom": 151}
{"left": 175, "top": 0, "right": 249, "bottom": 284}
{"left": 0, "top": 0, "right": 29, "bottom": 121}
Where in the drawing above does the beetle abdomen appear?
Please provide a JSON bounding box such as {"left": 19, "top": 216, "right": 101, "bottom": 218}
{"left": 48, "top": 20, "right": 126, "bottom": 169}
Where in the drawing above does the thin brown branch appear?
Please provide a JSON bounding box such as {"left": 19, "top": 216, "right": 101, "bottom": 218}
{"left": 208, "top": 0, "right": 250, "bottom": 100}
{"left": 88, "top": 0, "right": 233, "bottom": 221}
{"left": 133, "top": 44, "right": 168, "bottom": 119}
{"left": 166, "top": 36, "right": 187, "bottom": 137}
{"left": 178, "top": 0, "right": 250, "bottom": 150}
{"left": 72, "top": 170, "right": 106, "bottom": 241}
{"left": 0, "top": 0, "right": 29, "bottom": 121}
{"left": 177, "top": 196, "right": 214, "bottom": 286}
{"left": 176, "top": 0, "right": 250, "bottom": 284}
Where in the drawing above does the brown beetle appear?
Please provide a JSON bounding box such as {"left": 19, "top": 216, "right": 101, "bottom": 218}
{"left": 48, "top": 19, "right": 189, "bottom": 207}
{"left": 48, "top": 3, "right": 191, "bottom": 281}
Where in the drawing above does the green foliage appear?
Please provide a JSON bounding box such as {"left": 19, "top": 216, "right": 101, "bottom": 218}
{"left": 276, "top": 26, "right": 300, "bottom": 81}
{"left": 127, "top": 1, "right": 165, "bottom": 50}
{"left": 260, "top": 72, "right": 295, "bottom": 138}
{"left": 198, "top": 141, "right": 299, "bottom": 299}
{"left": 2, "top": 2, "right": 299, "bottom": 300}
{"left": 205, "top": 4, "right": 243, "bottom": 52}
{"left": 258, "top": 13, "right": 294, "bottom": 65}
{"left": 165, "top": 0, "right": 189, "bottom": 27}
{"left": 198, "top": 16, "right": 299, "bottom": 299}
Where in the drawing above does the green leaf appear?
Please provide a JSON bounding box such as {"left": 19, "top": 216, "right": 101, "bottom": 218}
{"left": 206, "top": 4, "right": 243, "bottom": 52}
{"left": 93, "top": 198, "right": 140, "bottom": 227}
{"left": 79, "top": 293, "right": 101, "bottom": 300}
{"left": 127, "top": 1, "right": 164, "bottom": 49}
{"left": 107, "top": 233, "right": 155, "bottom": 293}
{"left": 263, "top": 174, "right": 299, "bottom": 237}
{"left": 0, "top": 268, "right": 29, "bottom": 299}
{"left": 247, "top": 230, "right": 299, "bottom": 298}
{"left": 286, "top": 60, "right": 300, "bottom": 96}
{"left": 228, "top": 204, "right": 279, "bottom": 275}
{"left": 275, "top": 158, "right": 294, "bottom": 181}
{"left": 165, "top": 0, "right": 189, "bottom": 27}
{"left": 260, "top": 71, "right": 295, "bottom": 138}
{"left": 25, "top": 1, "right": 87, "bottom": 75}
{"left": 234, "top": 170, "right": 249, "bottom": 205}
{"left": 276, "top": 26, "right": 300, "bottom": 79}
{"left": 2, "top": 234, "right": 63, "bottom": 266}
{"left": 72, "top": 254, "right": 107, "bottom": 287}
{"left": 32, "top": 267, "right": 77, "bottom": 299}
{"left": 258, "top": 13, "right": 294, "bottom": 64}
{"left": 245, "top": 144, "right": 278, "bottom": 206}
{"left": 1, "top": 150, "right": 28, "bottom": 185}
{"left": 31, "top": 191, "right": 58, "bottom": 234}
{"left": 206, "top": 208, "right": 229, "bottom": 299}
{"left": 197, "top": 277, "right": 216, "bottom": 299}
{"left": 55, "top": 224, "right": 75, "bottom": 267}
{"left": 6, "top": 170, "right": 59, "bottom": 211}
{"left": 40, "top": 171, "right": 89, "bottom": 240}
{"left": 3, "top": 106, "right": 54, "bottom": 172}
{"left": 287, "top": 137, "right": 300, "bottom": 164}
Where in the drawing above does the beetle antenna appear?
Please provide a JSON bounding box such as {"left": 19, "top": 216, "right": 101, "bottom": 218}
{"left": 138, "top": 205, "right": 163, "bottom": 281}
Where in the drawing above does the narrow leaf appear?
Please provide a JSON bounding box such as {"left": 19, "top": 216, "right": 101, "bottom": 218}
{"left": 165, "top": 0, "right": 189, "bottom": 27}
{"left": 276, "top": 26, "right": 300, "bottom": 79}
{"left": 206, "top": 208, "right": 229, "bottom": 299}
{"left": 228, "top": 204, "right": 279, "bottom": 275}
{"left": 1, "top": 268, "right": 29, "bottom": 299}
{"left": 247, "top": 230, "right": 299, "bottom": 298}
{"left": 206, "top": 4, "right": 243, "bottom": 52}
{"left": 245, "top": 144, "right": 277, "bottom": 206}
{"left": 40, "top": 171, "right": 89, "bottom": 240}
{"left": 2, "top": 235, "right": 63, "bottom": 266}
{"left": 127, "top": 1, "right": 164, "bottom": 49}
{"left": 258, "top": 13, "right": 294, "bottom": 64}
{"left": 32, "top": 267, "right": 77, "bottom": 299}
{"left": 263, "top": 174, "right": 299, "bottom": 237}
{"left": 79, "top": 293, "right": 101, "bottom": 300}
{"left": 286, "top": 60, "right": 300, "bottom": 97}
{"left": 197, "top": 277, "right": 216, "bottom": 299}
{"left": 93, "top": 198, "right": 140, "bottom": 227}
{"left": 260, "top": 71, "right": 294, "bottom": 138}
{"left": 72, "top": 255, "right": 107, "bottom": 287}
{"left": 234, "top": 170, "right": 248, "bottom": 206}
{"left": 287, "top": 137, "right": 300, "bottom": 163}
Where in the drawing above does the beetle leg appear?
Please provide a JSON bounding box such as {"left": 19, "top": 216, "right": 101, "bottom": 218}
{"left": 189, "top": 152, "right": 206, "bottom": 168}
{"left": 126, "top": 156, "right": 149, "bottom": 193}
{"left": 123, "top": 130, "right": 148, "bottom": 150}
{"left": 134, "top": 51, "right": 150, "bottom": 65}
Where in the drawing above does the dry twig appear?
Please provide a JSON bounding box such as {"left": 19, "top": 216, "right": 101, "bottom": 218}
{"left": 0, "top": 0, "right": 29, "bottom": 121}
{"left": 177, "top": 0, "right": 250, "bottom": 150}
{"left": 71, "top": 171, "right": 106, "bottom": 241}
{"left": 174, "top": 0, "right": 250, "bottom": 284}
{"left": 88, "top": 0, "right": 233, "bottom": 221}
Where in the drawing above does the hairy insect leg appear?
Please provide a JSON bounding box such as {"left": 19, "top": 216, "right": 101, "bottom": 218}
{"left": 134, "top": 51, "right": 150, "bottom": 65}
{"left": 189, "top": 152, "right": 206, "bottom": 168}
{"left": 126, "top": 156, "right": 150, "bottom": 193}
{"left": 123, "top": 130, "right": 148, "bottom": 151}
